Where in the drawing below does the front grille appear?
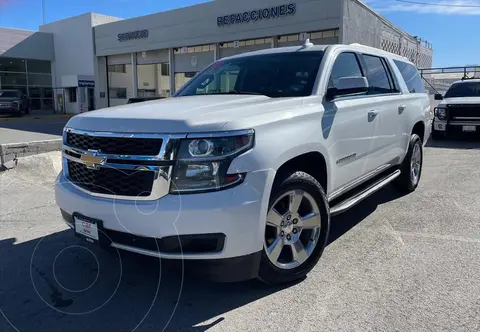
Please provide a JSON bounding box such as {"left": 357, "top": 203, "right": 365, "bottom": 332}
{"left": 66, "top": 132, "right": 162, "bottom": 156}
{"left": 448, "top": 104, "right": 480, "bottom": 120}
{"left": 67, "top": 160, "right": 154, "bottom": 197}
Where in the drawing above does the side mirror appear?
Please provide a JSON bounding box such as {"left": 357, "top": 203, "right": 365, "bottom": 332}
{"left": 434, "top": 94, "right": 443, "bottom": 100}
{"left": 326, "top": 77, "right": 369, "bottom": 100}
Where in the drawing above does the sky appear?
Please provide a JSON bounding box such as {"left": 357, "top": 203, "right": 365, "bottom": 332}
{"left": 0, "top": 0, "right": 479, "bottom": 67}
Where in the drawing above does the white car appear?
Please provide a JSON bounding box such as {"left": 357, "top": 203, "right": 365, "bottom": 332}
{"left": 432, "top": 78, "right": 480, "bottom": 139}
{"left": 56, "top": 41, "right": 431, "bottom": 284}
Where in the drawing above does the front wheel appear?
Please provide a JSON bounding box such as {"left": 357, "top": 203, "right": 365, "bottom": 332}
{"left": 394, "top": 134, "right": 423, "bottom": 193}
{"left": 258, "top": 171, "right": 330, "bottom": 285}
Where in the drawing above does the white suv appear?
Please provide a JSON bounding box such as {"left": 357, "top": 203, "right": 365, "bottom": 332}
{"left": 56, "top": 41, "right": 431, "bottom": 284}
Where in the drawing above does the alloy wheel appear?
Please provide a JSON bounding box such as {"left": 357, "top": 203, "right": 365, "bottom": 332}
{"left": 264, "top": 190, "right": 321, "bottom": 270}
{"left": 410, "top": 141, "right": 422, "bottom": 185}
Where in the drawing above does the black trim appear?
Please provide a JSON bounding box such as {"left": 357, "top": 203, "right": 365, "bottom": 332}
{"left": 184, "top": 251, "right": 262, "bottom": 282}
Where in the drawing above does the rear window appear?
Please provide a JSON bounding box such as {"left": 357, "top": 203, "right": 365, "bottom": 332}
{"left": 393, "top": 60, "right": 425, "bottom": 94}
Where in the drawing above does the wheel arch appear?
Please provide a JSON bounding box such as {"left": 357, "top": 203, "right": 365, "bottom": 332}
{"left": 412, "top": 120, "right": 426, "bottom": 143}
{"left": 273, "top": 151, "right": 329, "bottom": 194}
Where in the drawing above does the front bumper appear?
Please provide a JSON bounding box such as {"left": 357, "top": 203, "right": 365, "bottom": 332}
{"left": 433, "top": 119, "right": 480, "bottom": 136}
{"left": 55, "top": 169, "right": 274, "bottom": 262}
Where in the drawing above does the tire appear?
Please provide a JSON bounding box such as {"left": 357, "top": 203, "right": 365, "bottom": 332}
{"left": 258, "top": 171, "right": 330, "bottom": 285}
{"left": 394, "top": 134, "right": 423, "bottom": 193}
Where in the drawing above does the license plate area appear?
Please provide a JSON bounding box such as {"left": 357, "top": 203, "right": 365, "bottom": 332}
{"left": 462, "top": 125, "right": 476, "bottom": 132}
{"left": 73, "top": 213, "right": 102, "bottom": 244}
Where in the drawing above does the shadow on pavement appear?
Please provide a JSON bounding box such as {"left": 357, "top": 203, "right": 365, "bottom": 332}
{"left": 0, "top": 230, "right": 290, "bottom": 332}
{"left": 328, "top": 185, "right": 406, "bottom": 245}
{"left": 426, "top": 136, "right": 480, "bottom": 150}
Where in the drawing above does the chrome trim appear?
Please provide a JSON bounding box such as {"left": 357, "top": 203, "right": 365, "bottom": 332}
{"left": 171, "top": 174, "right": 245, "bottom": 194}
{"left": 110, "top": 242, "right": 221, "bottom": 259}
{"left": 453, "top": 117, "right": 480, "bottom": 120}
{"left": 328, "top": 164, "right": 391, "bottom": 202}
{"left": 63, "top": 128, "right": 186, "bottom": 201}
{"left": 449, "top": 121, "right": 480, "bottom": 126}
{"left": 187, "top": 129, "right": 254, "bottom": 139}
{"left": 330, "top": 170, "right": 401, "bottom": 216}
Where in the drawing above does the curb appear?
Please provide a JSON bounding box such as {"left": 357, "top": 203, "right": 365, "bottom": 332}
{"left": 0, "top": 114, "right": 73, "bottom": 123}
{"left": 0, "top": 139, "right": 63, "bottom": 169}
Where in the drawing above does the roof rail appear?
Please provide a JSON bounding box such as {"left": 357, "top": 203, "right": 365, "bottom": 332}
{"left": 349, "top": 43, "right": 409, "bottom": 61}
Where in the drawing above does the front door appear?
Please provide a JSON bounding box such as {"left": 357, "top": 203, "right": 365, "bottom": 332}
{"left": 325, "top": 52, "right": 380, "bottom": 194}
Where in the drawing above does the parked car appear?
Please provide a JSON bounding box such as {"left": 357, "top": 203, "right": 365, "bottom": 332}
{"left": 56, "top": 41, "right": 431, "bottom": 284}
{"left": 432, "top": 78, "right": 480, "bottom": 139}
{"left": 126, "top": 96, "right": 167, "bottom": 104}
{"left": 0, "top": 89, "right": 30, "bottom": 116}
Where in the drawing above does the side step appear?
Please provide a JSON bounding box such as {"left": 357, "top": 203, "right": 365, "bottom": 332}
{"left": 330, "top": 170, "right": 401, "bottom": 216}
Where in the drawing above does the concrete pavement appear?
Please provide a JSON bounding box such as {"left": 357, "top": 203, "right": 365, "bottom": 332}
{"left": 0, "top": 141, "right": 480, "bottom": 332}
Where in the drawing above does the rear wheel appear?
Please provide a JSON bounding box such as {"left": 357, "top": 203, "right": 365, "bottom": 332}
{"left": 258, "top": 171, "right": 330, "bottom": 285}
{"left": 394, "top": 134, "right": 423, "bottom": 193}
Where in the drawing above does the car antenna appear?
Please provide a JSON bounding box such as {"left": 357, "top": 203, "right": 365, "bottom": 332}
{"left": 301, "top": 38, "right": 314, "bottom": 49}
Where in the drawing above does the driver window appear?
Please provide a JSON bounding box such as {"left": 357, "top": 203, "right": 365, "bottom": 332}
{"left": 328, "top": 52, "right": 364, "bottom": 89}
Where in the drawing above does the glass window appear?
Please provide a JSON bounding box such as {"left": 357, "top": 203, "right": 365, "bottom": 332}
{"left": 176, "top": 52, "right": 324, "bottom": 98}
{"left": 108, "top": 63, "right": 133, "bottom": 106}
{"left": 393, "top": 60, "right": 425, "bottom": 94}
{"left": 328, "top": 52, "right": 364, "bottom": 89}
{"left": 362, "top": 54, "right": 394, "bottom": 94}
{"left": 108, "top": 64, "right": 126, "bottom": 73}
{"left": 27, "top": 59, "right": 51, "bottom": 74}
{"left": 0, "top": 72, "right": 27, "bottom": 86}
{"left": 0, "top": 85, "right": 27, "bottom": 95}
{"left": 161, "top": 63, "right": 170, "bottom": 76}
{"left": 444, "top": 81, "right": 480, "bottom": 98}
{"left": 175, "top": 72, "right": 198, "bottom": 91}
{"left": 28, "top": 73, "right": 52, "bottom": 86}
{"left": 67, "top": 87, "right": 77, "bottom": 103}
{"left": 0, "top": 57, "right": 26, "bottom": 72}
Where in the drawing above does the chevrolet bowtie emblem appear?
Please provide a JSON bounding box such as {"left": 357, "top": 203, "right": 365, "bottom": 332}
{"left": 80, "top": 151, "right": 106, "bottom": 169}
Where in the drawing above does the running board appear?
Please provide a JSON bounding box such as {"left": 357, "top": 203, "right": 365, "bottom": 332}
{"left": 330, "top": 170, "right": 401, "bottom": 216}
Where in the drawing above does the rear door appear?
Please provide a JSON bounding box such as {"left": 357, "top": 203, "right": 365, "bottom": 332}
{"left": 359, "top": 53, "right": 404, "bottom": 168}
{"left": 323, "top": 52, "right": 380, "bottom": 194}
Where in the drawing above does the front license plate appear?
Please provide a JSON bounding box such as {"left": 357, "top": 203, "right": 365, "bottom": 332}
{"left": 74, "top": 214, "right": 100, "bottom": 244}
{"left": 463, "top": 125, "right": 476, "bottom": 132}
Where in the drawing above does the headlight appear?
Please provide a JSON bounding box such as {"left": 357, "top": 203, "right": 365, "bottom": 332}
{"left": 12, "top": 101, "right": 19, "bottom": 109}
{"left": 170, "top": 130, "right": 254, "bottom": 194}
{"left": 434, "top": 107, "right": 447, "bottom": 120}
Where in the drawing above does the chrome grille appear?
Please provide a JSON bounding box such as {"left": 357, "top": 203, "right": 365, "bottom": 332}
{"left": 63, "top": 128, "right": 187, "bottom": 201}
{"left": 67, "top": 160, "right": 154, "bottom": 197}
{"left": 66, "top": 132, "right": 163, "bottom": 155}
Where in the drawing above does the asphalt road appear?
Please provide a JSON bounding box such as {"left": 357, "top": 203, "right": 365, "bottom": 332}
{"left": 0, "top": 117, "right": 69, "bottom": 144}
{"left": 1, "top": 140, "right": 480, "bottom": 332}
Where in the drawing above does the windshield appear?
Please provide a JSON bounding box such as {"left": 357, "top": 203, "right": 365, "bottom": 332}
{"left": 444, "top": 82, "right": 480, "bottom": 98}
{"left": 0, "top": 91, "right": 17, "bottom": 98}
{"left": 175, "top": 51, "right": 324, "bottom": 98}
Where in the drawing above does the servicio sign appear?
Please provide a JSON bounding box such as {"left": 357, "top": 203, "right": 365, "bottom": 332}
{"left": 217, "top": 3, "right": 296, "bottom": 27}
{"left": 118, "top": 29, "right": 149, "bottom": 42}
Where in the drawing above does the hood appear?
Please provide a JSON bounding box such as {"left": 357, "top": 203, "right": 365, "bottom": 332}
{"left": 66, "top": 95, "right": 303, "bottom": 133}
{"left": 440, "top": 97, "right": 480, "bottom": 106}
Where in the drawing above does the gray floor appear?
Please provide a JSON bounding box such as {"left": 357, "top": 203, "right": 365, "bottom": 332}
{"left": 0, "top": 140, "right": 479, "bottom": 332}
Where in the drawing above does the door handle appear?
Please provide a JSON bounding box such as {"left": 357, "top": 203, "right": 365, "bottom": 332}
{"left": 398, "top": 105, "right": 407, "bottom": 114}
{"left": 368, "top": 110, "right": 379, "bottom": 122}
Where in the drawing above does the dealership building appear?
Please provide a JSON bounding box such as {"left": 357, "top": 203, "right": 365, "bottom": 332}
{"left": 0, "top": 0, "right": 433, "bottom": 114}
